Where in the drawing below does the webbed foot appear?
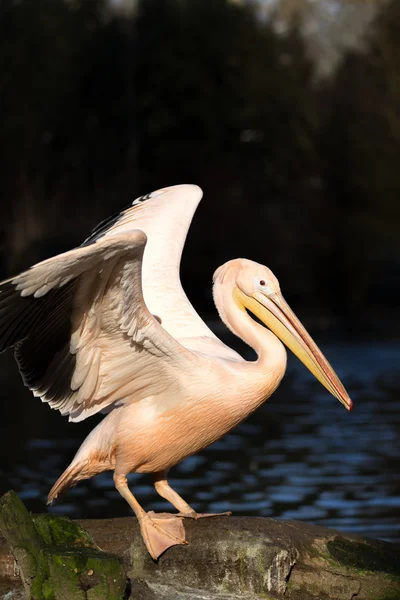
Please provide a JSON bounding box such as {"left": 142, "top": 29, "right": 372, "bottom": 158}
{"left": 139, "top": 511, "right": 188, "bottom": 560}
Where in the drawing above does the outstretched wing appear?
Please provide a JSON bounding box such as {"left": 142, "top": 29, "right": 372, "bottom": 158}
{"left": 0, "top": 230, "right": 193, "bottom": 422}
{"left": 81, "top": 184, "right": 241, "bottom": 360}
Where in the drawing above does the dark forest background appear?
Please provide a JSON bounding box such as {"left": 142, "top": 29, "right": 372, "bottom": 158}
{"left": 0, "top": 0, "right": 399, "bottom": 333}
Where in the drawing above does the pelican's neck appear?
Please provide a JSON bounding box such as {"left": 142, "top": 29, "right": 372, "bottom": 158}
{"left": 213, "top": 277, "right": 286, "bottom": 374}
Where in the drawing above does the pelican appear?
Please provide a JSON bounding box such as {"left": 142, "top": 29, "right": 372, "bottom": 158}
{"left": 0, "top": 184, "right": 352, "bottom": 559}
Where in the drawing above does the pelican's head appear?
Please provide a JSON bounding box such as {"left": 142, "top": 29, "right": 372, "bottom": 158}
{"left": 214, "top": 259, "right": 352, "bottom": 411}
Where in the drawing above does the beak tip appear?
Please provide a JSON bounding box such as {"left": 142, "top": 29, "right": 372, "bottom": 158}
{"left": 346, "top": 397, "right": 353, "bottom": 412}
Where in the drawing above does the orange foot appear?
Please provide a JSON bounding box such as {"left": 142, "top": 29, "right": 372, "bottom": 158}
{"left": 139, "top": 511, "right": 188, "bottom": 560}
{"left": 177, "top": 510, "right": 232, "bottom": 519}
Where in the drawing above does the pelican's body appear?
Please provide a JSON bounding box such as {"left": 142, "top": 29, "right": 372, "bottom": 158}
{"left": 0, "top": 185, "right": 352, "bottom": 559}
{"left": 68, "top": 317, "right": 285, "bottom": 477}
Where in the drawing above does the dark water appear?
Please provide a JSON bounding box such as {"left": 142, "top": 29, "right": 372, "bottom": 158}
{"left": 0, "top": 332, "right": 399, "bottom": 543}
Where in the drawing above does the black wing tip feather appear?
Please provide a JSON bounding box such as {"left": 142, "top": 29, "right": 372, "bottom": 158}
{"left": 81, "top": 192, "right": 152, "bottom": 247}
{"left": 14, "top": 280, "right": 77, "bottom": 391}
{"left": 81, "top": 210, "right": 123, "bottom": 247}
{"left": 0, "top": 280, "right": 35, "bottom": 352}
{"left": 0, "top": 276, "right": 78, "bottom": 412}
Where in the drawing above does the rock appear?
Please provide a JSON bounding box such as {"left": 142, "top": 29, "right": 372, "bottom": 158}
{"left": 129, "top": 579, "right": 158, "bottom": 599}
{"left": 80, "top": 515, "right": 399, "bottom": 600}
{"left": 0, "top": 580, "right": 25, "bottom": 600}
{"left": 128, "top": 517, "right": 298, "bottom": 598}
{"left": 0, "top": 492, "right": 399, "bottom": 599}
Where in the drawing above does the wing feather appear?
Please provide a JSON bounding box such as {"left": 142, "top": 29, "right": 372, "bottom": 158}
{"left": 1, "top": 228, "right": 193, "bottom": 422}
{"left": 85, "top": 184, "right": 242, "bottom": 360}
{"left": 0, "top": 183, "right": 242, "bottom": 425}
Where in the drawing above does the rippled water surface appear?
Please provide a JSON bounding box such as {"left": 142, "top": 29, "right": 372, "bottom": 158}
{"left": 0, "top": 334, "right": 399, "bottom": 543}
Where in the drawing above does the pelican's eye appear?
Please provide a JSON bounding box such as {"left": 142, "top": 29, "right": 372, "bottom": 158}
{"left": 259, "top": 280, "right": 266, "bottom": 286}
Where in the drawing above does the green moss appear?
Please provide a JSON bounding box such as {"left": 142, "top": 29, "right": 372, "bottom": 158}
{"left": 33, "top": 514, "right": 98, "bottom": 549}
{"left": 368, "top": 592, "right": 400, "bottom": 600}
{"left": 46, "top": 550, "right": 86, "bottom": 600}
{"left": 30, "top": 550, "right": 52, "bottom": 600}
{"left": 30, "top": 547, "right": 126, "bottom": 600}
{"left": 36, "top": 516, "right": 126, "bottom": 599}
{"left": 0, "top": 492, "right": 127, "bottom": 599}
{"left": 41, "top": 578, "right": 55, "bottom": 600}
{"left": 327, "top": 536, "right": 400, "bottom": 577}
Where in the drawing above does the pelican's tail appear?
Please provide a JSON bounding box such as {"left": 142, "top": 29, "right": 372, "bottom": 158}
{"left": 47, "top": 461, "right": 86, "bottom": 505}
{"left": 48, "top": 448, "right": 115, "bottom": 505}
{"left": 48, "top": 413, "right": 117, "bottom": 505}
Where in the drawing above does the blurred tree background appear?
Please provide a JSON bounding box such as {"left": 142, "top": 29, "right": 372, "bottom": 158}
{"left": 0, "top": 0, "right": 399, "bottom": 332}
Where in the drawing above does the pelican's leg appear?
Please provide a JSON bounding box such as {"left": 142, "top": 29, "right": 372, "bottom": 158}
{"left": 153, "top": 470, "right": 231, "bottom": 519}
{"left": 113, "top": 473, "right": 187, "bottom": 560}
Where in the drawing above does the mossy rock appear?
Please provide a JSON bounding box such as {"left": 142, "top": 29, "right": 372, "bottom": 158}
{"left": 33, "top": 514, "right": 100, "bottom": 550}
{"left": 0, "top": 491, "right": 127, "bottom": 600}
{"left": 31, "top": 546, "right": 125, "bottom": 600}
{"left": 327, "top": 536, "right": 400, "bottom": 576}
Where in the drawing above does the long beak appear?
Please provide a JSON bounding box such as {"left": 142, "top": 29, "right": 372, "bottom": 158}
{"left": 234, "top": 288, "right": 352, "bottom": 411}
